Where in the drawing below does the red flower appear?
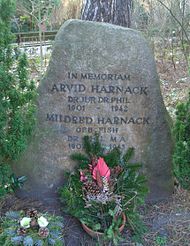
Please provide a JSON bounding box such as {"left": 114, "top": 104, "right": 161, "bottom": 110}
{"left": 92, "top": 158, "right": 110, "bottom": 182}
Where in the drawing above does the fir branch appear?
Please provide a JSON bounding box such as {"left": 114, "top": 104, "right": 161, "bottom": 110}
{"left": 70, "top": 153, "right": 89, "bottom": 169}
{"left": 123, "top": 147, "right": 134, "bottom": 164}
{"left": 83, "top": 135, "right": 93, "bottom": 156}
{"left": 91, "top": 133, "right": 103, "bottom": 156}
{"left": 104, "top": 147, "right": 121, "bottom": 168}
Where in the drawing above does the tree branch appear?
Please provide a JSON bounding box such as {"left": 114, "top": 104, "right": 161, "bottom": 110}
{"left": 17, "top": 5, "right": 39, "bottom": 23}
{"left": 156, "top": 0, "right": 189, "bottom": 43}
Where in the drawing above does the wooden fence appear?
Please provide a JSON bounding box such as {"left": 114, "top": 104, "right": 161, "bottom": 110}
{"left": 14, "top": 30, "right": 58, "bottom": 44}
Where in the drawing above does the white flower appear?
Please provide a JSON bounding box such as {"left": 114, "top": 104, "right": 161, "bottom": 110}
{"left": 38, "top": 216, "right": 49, "bottom": 228}
{"left": 4, "top": 183, "right": 10, "bottom": 189}
{"left": 20, "top": 217, "right": 31, "bottom": 228}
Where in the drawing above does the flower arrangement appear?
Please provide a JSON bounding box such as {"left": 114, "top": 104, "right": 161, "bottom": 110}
{"left": 60, "top": 135, "right": 148, "bottom": 244}
{"left": 80, "top": 156, "right": 123, "bottom": 210}
{"left": 0, "top": 209, "right": 64, "bottom": 245}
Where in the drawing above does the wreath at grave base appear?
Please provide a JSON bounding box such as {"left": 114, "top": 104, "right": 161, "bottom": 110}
{"left": 60, "top": 134, "right": 149, "bottom": 244}
{"left": 0, "top": 209, "right": 64, "bottom": 246}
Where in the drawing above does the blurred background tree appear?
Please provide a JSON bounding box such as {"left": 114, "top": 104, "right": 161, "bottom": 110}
{"left": 16, "top": 0, "right": 62, "bottom": 71}
{"left": 81, "top": 0, "right": 133, "bottom": 27}
{"left": 16, "top": 0, "right": 61, "bottom": 31}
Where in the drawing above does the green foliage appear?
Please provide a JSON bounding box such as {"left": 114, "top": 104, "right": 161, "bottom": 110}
{"left": 70, "top": 153, "right": 89, "bottom": 169}
{"left": 155, "top": 235, "right": 167, "bottom": 246}
{"left": 60, "top": 135, "right": 148, "bottom": 244}
{"left": 123, "top": 147, "right": 134, "bottom": 163}
{"left": 0, "top": 0, "right": 37, "bottom": 198}
{"left": 83, "top": 134, "right": 103, "bottom": 157}
{"left": 103, "top": 147, "right": 121, "bottom": 168}
{"left": 104, "top": 210, "right": 123, "bottom": 245}
{"left": 0, "top": 210, "right": 64, "bottom": 245}
{"left": 0, "top": 0, "right": 37, "bottom": 163}
{"left": 60, "top": 173, "right": 86, "bottom": 218}
{"left": 173, "top": 92, "right": 190, "bottom": 189}
{"left": 0, "top": 164, "right": 13, "bottom": 197}
{"left": 0, "top": 0, "right": 15, "bottom": 25}
{"left": 0, "top": 164, "right": 26, "bottom": 198}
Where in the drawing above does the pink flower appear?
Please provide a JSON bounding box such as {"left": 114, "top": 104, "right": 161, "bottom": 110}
{"left": 80, "top": 171, "right": 87, "bottom": 182}
{"left": 88, "top": 164, "right": 93, "bottom": 172}
{"left": 92, "top": 157, "right": 110, "bottom": 182}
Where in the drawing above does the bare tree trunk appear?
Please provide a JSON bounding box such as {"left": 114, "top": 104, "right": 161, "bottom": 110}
{"left": 81, "top": 0, "right": 133, "bottom": 28}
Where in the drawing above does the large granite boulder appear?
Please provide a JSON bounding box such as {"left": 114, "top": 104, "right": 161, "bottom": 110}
{"left": 13, "top": 20, "right": 173, "bottom": 202}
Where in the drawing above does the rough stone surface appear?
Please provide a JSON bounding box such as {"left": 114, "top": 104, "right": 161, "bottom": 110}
{"left": 13, "top": 20, "right": 173, "bottom": 202}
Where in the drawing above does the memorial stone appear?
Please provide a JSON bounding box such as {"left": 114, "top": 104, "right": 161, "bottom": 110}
{"left": 13, "top": 20, "right": 173, "bottom": 202}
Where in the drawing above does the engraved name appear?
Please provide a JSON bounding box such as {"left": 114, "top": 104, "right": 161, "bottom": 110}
{"left": 51, "top": 84, "right": 148, "bottom": 95}
{"left": 46, "top": 114, "right": 150, "bottom": 125}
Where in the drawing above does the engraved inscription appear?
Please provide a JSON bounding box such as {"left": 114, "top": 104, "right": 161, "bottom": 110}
{"left": 46, "top": 72, "right": 150, "bottom": 150}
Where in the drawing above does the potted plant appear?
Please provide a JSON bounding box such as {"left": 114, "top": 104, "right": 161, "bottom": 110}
{"left": 0, "top": 209, "right": 64, "bottom": 245}
{"left": 60, "top": 134, "right": 148, "bottom": 244}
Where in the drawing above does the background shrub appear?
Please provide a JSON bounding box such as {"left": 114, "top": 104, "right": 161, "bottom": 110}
{"left": 0, "top": 0, "right": 37, "bottom": 197}
{"left": 173, "top": 92, "right": 190, "bottom": 189}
